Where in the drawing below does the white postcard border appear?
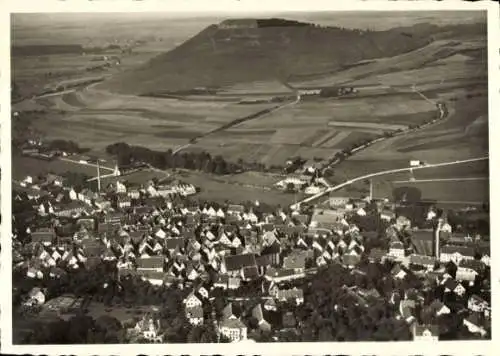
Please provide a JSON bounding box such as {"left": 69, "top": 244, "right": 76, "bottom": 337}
{"left": 1, "top": 1, "right": 499, "bottom": 355}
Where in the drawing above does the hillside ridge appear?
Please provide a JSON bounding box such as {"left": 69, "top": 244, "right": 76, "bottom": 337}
{"left": 100, "top": 18, "right": 485, "bottom": 95}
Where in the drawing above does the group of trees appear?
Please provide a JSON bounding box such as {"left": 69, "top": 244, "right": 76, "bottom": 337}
{"left": 22, "top": 314, "right": 127, "bottom": 344}
{"left": 46, "top": 139, "right": 88, "bottom": 154}
{"left": 107, "top": 142, "right": 251, "bottom": 175}
{"left": 290, "top": 263, "right": 412, "bottom": 342}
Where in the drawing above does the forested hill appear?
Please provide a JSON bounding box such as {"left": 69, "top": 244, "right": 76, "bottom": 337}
{"left": 100, "top": 18, "right": 485, "bottom": 95}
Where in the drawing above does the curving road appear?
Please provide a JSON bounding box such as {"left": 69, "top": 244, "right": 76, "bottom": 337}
{"left": 290, "top": 156, "right": 489, "bottom": 210}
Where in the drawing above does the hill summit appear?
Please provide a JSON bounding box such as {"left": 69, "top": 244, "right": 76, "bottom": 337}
{"left": 100, "top": 18, "right": 475, "bottom": 95}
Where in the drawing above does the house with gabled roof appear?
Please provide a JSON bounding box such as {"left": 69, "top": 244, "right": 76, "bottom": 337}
{"left": 389, "top": 240, "right": 405, "bottom": 259}
{"left": 440, "top": 245, "right": 475, "bottom": 264}
{"left": 468, "top": 295, "right": 489, "bottom": 313}
{"left": 134, "top": 313, "right": 163, "bottom": 342}
{"left": 283, "top": 250, "right": 307, "bottom": 273}
{"left": 31, "top": 227, "right": 56, "bottom": 246}
{"left": 137, "top": 256, "right": 164, "bottom": 273}
{"left": 218, "top": 303, "right": 247, "bottom": 342}
{"left": 463, "top": 312, "right": 488, "bottom": 337}
{"left": 413, "top": 324, "right": 439, "bottom": 341}
{"left": 251, "top": 304, "right": 271, "bottom": 332}
{"left": 183, "top": 291, "right": 202, "bottom": 309}
{"left": 409, "top": 254, "right": 436, "bottom": 271}
{"left": 222, "top": 253, "right": 257, "bottom": 276}
{"left": 428, "top": 300, "right": 451, "bottom": 317}
{"left": 186, "top": 306, "right": 204, "bottom": 326}
{"left": 275, "top": 287, "right": 304, "bottom": 305}
{"left": 444, "top": 278, "right": 466, "bottom": 297}
{"left": 391, "top": 264, "right": 407, "bottom": 280}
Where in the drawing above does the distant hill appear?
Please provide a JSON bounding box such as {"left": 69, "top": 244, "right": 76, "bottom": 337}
{"left": 100, "top": 18, "right": 485, "bottom": 95}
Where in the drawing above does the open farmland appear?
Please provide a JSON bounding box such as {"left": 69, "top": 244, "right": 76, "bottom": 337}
{"left": 12, "top": 155, "right": 102, "bottom": 181}
{"left": 177, "top": 170, "right": 301, "bottom": 206}
{"left": 289, "top": 37, "right": 486, "bottom": 88}
{"left": 373, "top": 179, "right": 489, "bottom": 204}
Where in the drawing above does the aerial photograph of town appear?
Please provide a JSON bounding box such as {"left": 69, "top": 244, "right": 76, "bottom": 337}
{"left": 8, "top": 9, "right": 491, "bottom": 345}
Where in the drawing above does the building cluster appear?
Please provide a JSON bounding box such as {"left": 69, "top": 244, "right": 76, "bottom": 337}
{"left": 13, "top": 169, "right": 491, "bottom": 342}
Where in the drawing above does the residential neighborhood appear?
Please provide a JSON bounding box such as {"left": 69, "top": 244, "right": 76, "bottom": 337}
{"left": 11, "top": 162, "right": 491, "bottom": 343}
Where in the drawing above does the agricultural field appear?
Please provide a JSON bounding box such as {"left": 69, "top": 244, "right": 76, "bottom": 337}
{"left": 216, "top": 80, "right": 293, "bottom": 96}
{"left": 289, "top": 37, "right": 486, "bottom": 88}
{"left": 12, "top": 155, "right": 102, "bottom": 181}
{"left": 373, "top": 179, "right": 489, "bottom": 204}
{"left": 350, "top": 94, "right": 488, "bottom": 165}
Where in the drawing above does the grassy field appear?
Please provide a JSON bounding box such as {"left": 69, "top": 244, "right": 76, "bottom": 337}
{"left": 13, "top": 155, "right": 102, "bottom": 181}
{"left": 178, "top": 170, "right": 300, "bottom": 206}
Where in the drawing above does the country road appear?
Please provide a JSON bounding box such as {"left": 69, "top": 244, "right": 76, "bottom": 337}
{"left": 290, "top": 156, "right": 489, "bottom": 210}
{"left": 392, "top": 177, "right": 488, "bottom": 184}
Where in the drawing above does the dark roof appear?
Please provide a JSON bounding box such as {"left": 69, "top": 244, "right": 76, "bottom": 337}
{"left": 282, "top": 312, "right": 296, "bottom": 328}
{"left": 411, "top": 230, "right": 434, "bottom": 241}
{"left": 261, "top": 241, "right": 281, "bottom": 255}
{"left": 256, "top": 254, "right": 274, "bottom": 267}
{"left": 262, "top": 224, "right": 275, "bottom": 232}
{"left": 166, "top": 238, "right": 185, "bottom": 250}
{"left": 410, "top": 254, "right": 436, "bottom": 266}
{"left": 31, "top": 228, "right": 55, "bottom": 242}
{"left": 465, "top": 312, "right": 484, "bottom": 327}
{"left": 228, "top": 204, "right": 245, "bottom": 213}
{"left": 369, "top": 248, "right": 387, "bottom": 261}
{"left": 137, "top": 256, "right": 164, "bottom": 269}
{"left": 444, "top": 278, "right": 460, "bottom": 291}
{"left": 242, "top": 266, "right": 260, "bottom": 280}
{"left": 224, "top": 253, "right": 257, "bottom": 271}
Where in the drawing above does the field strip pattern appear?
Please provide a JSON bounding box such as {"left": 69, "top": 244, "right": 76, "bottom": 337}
{"left": 328, "top": 121, "right": 408, "bottom": 131}
{"left": 320, "top": 131, "right": 352, "bottom": 148}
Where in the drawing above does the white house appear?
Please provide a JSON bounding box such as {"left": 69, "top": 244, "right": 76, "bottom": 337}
{"left": 24, "top": 287, "right": 46, "bottom": 306}
{"left": 183, "top": 292, "right": 202, "bottom": 309}
{"left": 69, "top": 188, "right": 78, "bottom": 201}
{"left": 134, "top": 314, "right": 163, "bottom": 342}
{"left": 389, "top": 241, "right": 405, "bottom": 259}
{"left": 116, "top": 181, "right": 127, "bottom": 194}
{"left": 468, "top": 295, "right": 489, "bottom": 313}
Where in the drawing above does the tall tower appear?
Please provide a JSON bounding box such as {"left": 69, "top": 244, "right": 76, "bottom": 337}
{"left": 369, "top": 179, "right": 373, "bottom": 201}
{"left": 96, "top": 159, "right": 101, "bottom": 193}
{"left": 434, "top": 218, "right": 443, "bottom": 260}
